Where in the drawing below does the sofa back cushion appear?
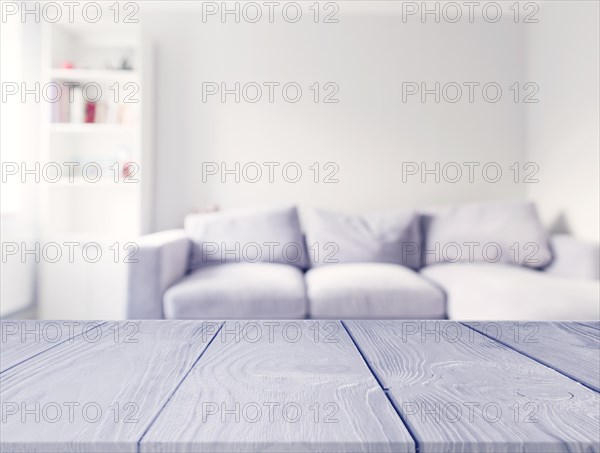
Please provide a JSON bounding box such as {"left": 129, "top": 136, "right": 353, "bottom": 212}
{"left": 306, "top": 208, "right": 421, "bottom": 269}
{"left": 422, "top": 200, "right": 552, "bottom": 268}
{"left": 185, "top": 205, "right": 308, "bottom": 270}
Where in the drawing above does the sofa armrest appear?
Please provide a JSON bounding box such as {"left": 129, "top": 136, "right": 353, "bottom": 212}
{"left": 127, "top": 229, "right": 191, "bottom": 319}
{"left": 545, "top": 235, "right": 600, "bottom": 280}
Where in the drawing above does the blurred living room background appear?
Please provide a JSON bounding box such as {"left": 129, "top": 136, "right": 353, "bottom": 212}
{"left": 1, "top": 1, "right": 598, "bottom": 320}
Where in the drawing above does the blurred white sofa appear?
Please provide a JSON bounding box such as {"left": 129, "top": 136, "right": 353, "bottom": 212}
{"left": 127, "top": 201, "right": 599, "bottom": 320}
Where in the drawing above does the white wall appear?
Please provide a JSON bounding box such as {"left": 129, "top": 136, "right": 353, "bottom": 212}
{"left": 143, "top": 3, "right": 530, "bottom": 230}
{"left": 527, "top": 1, "right": 600, "bottom": 242}
{"left": 0, "top": 20, "right": 40, "bottom": 317}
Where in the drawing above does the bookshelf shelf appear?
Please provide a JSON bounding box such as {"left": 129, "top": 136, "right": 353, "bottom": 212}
{"left": 49, "top": 68, "right": 140, "bottom": 82}
{"left": 50, "top": 178, "right": 140, "bottom": 188}
{"left": 49, "top": 123, "right": 134, "bottom": 133}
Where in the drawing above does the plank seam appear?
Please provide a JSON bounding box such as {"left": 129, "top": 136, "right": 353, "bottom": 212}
{"left": 460, "top": 322, "right": 600, "bottom": 394}
{"left": 340, "top": 320, "right": 420, "bottom": 453}
{"left": 575, "top": 321, "right": 600, "bottom": 332}
{"left": 136, "top": 321, "right": 224, "bottom": 453}
{"left": 0, "top": 321, "right": 107, "bottom": 375}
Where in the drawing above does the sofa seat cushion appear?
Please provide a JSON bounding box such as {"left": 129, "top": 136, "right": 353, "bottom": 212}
{"left": 421, "top": 263, "right": 600, "bottom": 320}
{"left": 306, "top": 263, "right": 446, "bottom": 319}
{"left": 163, "top": 263, "right": 307, "bottom": 319}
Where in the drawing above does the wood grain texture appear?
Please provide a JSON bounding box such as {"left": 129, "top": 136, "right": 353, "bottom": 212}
{"left": 465, "top": 322, "right": 600, "bottom": 392}
{"left": 577, "top": 321, "right": 600, "bottom": 331}
{"left": 345, "top": 320, "right": 600, "bottom": 453}
{"left": 0, "top": 321, "right": 222, "bottom": 453}
{"left": 1, "top": 321, "right": 104, "bottom": 374}
{"left": 141, "top": 320, "right": 415, "bottom": 453}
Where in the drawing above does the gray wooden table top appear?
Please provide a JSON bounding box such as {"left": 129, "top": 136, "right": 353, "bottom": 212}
{"left": 1, "top": 320, "right": 599, "bottom": 453}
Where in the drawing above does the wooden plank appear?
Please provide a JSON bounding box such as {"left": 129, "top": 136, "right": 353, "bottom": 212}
{"left": 344, "top": 320, "right": 600, "bottom": 453}
{"left": 141, "top": 320, "right": 415, "bottom": 453}
{"left": 465, "top": 321, "right": 600, "bottom": 392}
{"left": 0, "top": 320, "right": 222, "bottom": 453}
{"left": 1, "top": 321, "right": 104, "bottom": 373}
{"left": 577, "top": 321, "right": 600, "bottom": 331}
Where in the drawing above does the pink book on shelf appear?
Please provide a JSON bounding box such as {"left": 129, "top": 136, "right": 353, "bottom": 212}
{"left": 85, "top": 102, "right": 97, "bottom": 123}
{"left": 70, "top": 86, "right": 85, "bottom": 123}
{"left": 52, "top": 92, "right": 70, "bottom": 123}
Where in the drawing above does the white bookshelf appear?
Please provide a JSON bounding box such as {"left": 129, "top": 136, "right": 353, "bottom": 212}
{"left": 38, "top": 21, "right": 153, "bottom": 319}
{"left": 49, "top": 123, "right": 136, "bottom": 135}
{"left": 49, "top": 68, "right": 141, "bottom": 82}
